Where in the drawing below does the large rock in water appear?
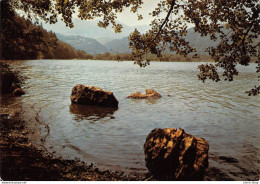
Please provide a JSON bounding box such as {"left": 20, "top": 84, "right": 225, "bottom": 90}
{"left": 144, "top": 128, "right": 209, "bottom": 180}
{"left": 127, "top": 89, "right": 161, "bottom": 99}
{"left": 70, "top": 84, "right": 119, "bottom": 108}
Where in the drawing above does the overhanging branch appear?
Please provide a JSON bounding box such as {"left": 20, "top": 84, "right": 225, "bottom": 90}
{"left": 153, "top": 0, "right": 176, "bottom": 42}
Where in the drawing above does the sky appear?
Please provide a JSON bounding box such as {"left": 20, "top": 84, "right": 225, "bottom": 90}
{"left": 69, "top": 0, "right": 189, "bottom": 27}
{"left": 42, "top": 0, "right": 167, "bottom": 39}
{"left": 112, "top": 0, "right": 160, "bottom": 26}
{"left": 41, "top": 0, "right": 193, "bottom": 41}
{"left": 70, "top": 0, "right": 166, "bottom": 27}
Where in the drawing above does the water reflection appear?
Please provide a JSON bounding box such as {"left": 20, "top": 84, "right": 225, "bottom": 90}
{"left": 9, "top": 60, "right": 260, "bottom": 180}
{"left": 127, "top": 98, "right": 160, "bottom": 105}
{"left": 69, "top": 104, "right": 118, "bottom": 122}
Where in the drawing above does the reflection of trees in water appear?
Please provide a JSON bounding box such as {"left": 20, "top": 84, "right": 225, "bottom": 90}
{"left": 69, "top": 104, "right": 118, "bottom": 122}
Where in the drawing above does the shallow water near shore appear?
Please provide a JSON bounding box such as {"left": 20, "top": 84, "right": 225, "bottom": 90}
{"left": 7, "top": 60, "right": 260, "bottom": 180}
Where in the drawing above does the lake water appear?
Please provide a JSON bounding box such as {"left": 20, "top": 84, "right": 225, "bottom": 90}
{"left": 8, "top": 60, "right": 260, "bottom": 180}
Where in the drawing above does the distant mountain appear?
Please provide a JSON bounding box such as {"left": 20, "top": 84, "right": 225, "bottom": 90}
{"left": 55, "top": 27, "right": 220, "bottom": 55}
{"left": 43, "top": 18, "right": 150, "bottom": 44}
{"left": 185, "top": 28, "right": 219, "bottom": 54}
{"left": 53, "top": 25, "right": 259, "bottom": 56}
{"left": 103, "top": 27, "right": 260, "bottom": 55}
{"left": 186, "top": 28, "right": 259, "bottom": 54}
{"left": 104, "top": 37, "right": 130, "bottom": 54}
{"left": 102, "top": 27, "right": 220, "bottom": 55}
{"left": 56, "top": 33, "right": 108, "bottom": 55}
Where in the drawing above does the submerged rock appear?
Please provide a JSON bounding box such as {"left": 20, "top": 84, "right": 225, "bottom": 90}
{"left": 127, "top": 89, "right": 161, "bottom": 99}
{"left": 70, "top": 84, "right": 119, "bottom": 108}
{"left": 144, "top": 128, "right": 209, "bottom": 180}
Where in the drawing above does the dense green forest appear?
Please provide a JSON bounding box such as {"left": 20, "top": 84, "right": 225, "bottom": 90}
{"left": 0, "top": 5, "right": 93, "bottom": 60}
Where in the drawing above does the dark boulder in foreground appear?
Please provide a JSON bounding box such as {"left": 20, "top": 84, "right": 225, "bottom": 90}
{"left": 70, "top": 84, "right": 119, "bottom": 108}
{"left": 127, "top": 89, "right": 161, "bottom": 99}
{"left": 144, "top": 128, "right": 209, "bottom": 180}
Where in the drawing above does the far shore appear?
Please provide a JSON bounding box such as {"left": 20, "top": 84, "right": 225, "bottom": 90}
{"left": 3, "top": 58, "right": 258, "bottom": 64}
{"left": 2, "top": 58, "right": 214, "bottom": 62}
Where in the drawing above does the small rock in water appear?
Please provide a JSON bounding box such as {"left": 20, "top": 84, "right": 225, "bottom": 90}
{"left": 13, "top": 88, "right": 25, "bottom": 96}
{"left": 127, "top": 89, "right": 161, "bottom": 99}
{"left": 144, "top": 128, "right": 209, "bottom": 180}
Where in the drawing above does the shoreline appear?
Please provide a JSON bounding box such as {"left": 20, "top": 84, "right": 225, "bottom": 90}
{"left": 0, "top": 94, "right": 146, "bottom": 181}
{"left": 1, "top": 60, "right": 259, "bottom": 181}
{"left": 0, "top": 62, "right": 146, "bottom": 181}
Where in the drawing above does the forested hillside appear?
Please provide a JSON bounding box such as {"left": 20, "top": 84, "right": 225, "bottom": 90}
{"left": 0, "top": 4, "right": 92, "bottom": 60}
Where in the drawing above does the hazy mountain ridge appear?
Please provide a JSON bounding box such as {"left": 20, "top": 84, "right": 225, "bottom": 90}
{"left": 54, "top": 30, "right": 222, "bottom": 55}
{"left": 56, "top": 33, "right": 108, "bottom": 55}
{"left": 103, "top": 27, "right": 219, "bottom": 55}
{"left": 102, "top": 27, "right": 260, "bottom": 55}
{"left": 104, "top": 37, "right": 130, "bottom": 54}
{"left": 52, "top": 19, "right": 260, "bottom": 54}
{"left": 43, "top": 18, "right": 150, "bottom": 44}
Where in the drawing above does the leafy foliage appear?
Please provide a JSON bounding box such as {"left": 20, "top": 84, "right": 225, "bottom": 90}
{"left": 2, "top": 0, "right": 260, "bottom": 94}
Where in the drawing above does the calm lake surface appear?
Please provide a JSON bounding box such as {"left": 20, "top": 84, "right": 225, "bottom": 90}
{"left": 9, "top": 60, "right": 260, "bottom": 180}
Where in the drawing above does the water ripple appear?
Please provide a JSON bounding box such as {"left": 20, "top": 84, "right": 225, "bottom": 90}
{"left": 9, "top": 60, "right": 260, "bottom": 180}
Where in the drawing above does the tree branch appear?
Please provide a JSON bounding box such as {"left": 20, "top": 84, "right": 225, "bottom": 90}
{"left": 242, "top": 17, "right": 255, "bottom": 47}
{"left": 153, "top": 0, "right": 176, "bottom": 41}
{"left": 241, "top": 7, "right": 259, "bottom": 48}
